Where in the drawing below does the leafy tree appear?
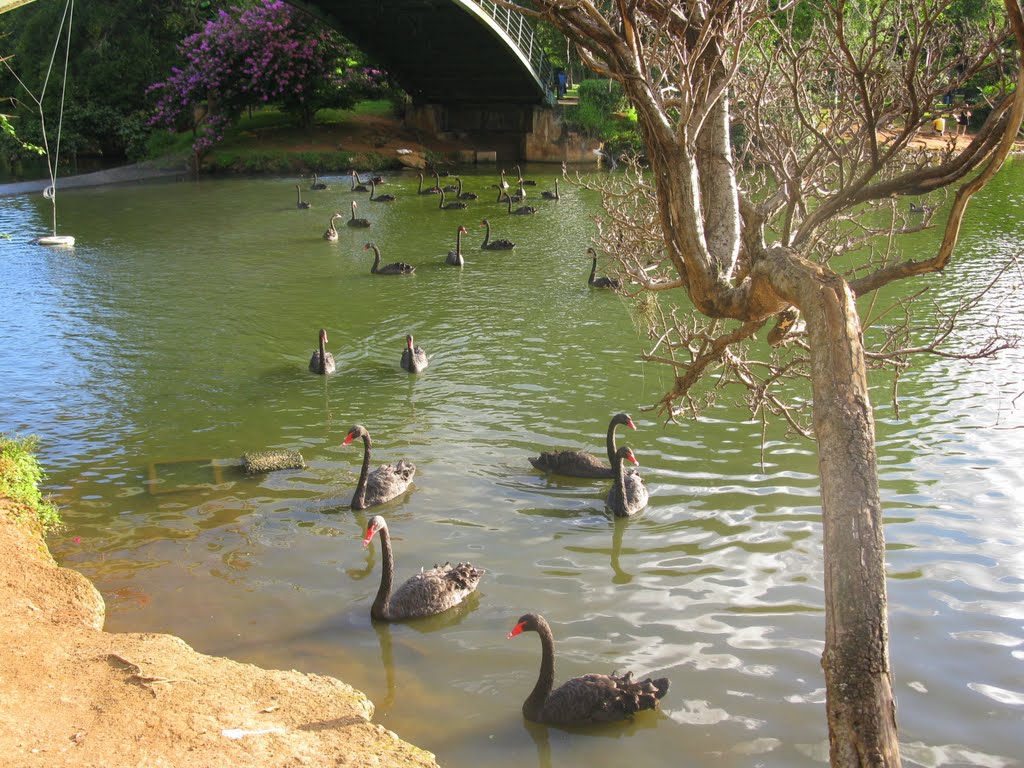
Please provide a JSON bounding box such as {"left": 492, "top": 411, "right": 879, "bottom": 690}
{"left": 0, "top": 0, "right": 225, "bottom": 162}
{"left": 508, "top": 0, "right": 1024, "bottom": 765}
{"left": 147, "top": 0, "right": 371, "bottom": 159}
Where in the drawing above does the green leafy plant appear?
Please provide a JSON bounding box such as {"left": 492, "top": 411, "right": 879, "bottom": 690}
{"left": 0, "top": 435, "right": 61, "bottom": 531}
{"left": 561, "top": 78, "right": 642, "bottom": 156}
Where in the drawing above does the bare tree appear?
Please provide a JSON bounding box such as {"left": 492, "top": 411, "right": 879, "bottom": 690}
{"left": 506, "top": 0, "right": 1024, "bottom": 765}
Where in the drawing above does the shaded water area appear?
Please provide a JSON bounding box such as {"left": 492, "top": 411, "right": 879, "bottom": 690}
{"left": 2, "top": 161, "right": 1022, "bottom": 767}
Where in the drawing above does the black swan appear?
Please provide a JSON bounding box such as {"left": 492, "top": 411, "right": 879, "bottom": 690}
{"left": 530, "top": 412, "right": 636, "bottom": 478}
{"left": 310, "top": 172, "right": 329, "bottom": 191}
{"left": 605, "top": 445, "right": 649, "bottom": 517}
{"left": 494, "top": 169, "right": 510, "bottom": 201}
{"left": 348, "top": 200, "right": 371, "bottom": 228}
{"left": 417, "top": 173, "right": 441, "bottom": 195}
{"left": 401, "top": 334, "right": 429, "bottom": 372}
{"left": 369, "top": 179, "right": 396, "bottom": 202}
{"left": 514, "top": 163, "right": 537, "bottom": 186}
{"left": 350, "top": 170, "right": 369, "bottom": 192}
{"left": 365, "top": 242, "right": 415, "bottom": 275}
{"left": 587, "top": 248, "right": 622, "bottom": 290}
{"left": 509, "top": 181, "right": 528, "bottom": 203}
{"left": 446, "top": 225, "right": 467, "bottom": 267}
{"left": 480, "top": 219, "right": 516, "bottom": 251}
{"left": 437, "top": 170, "right": 459, "bottom": 193}
{"left": 343, "top": 425, "right": 416, "bottom": 510}
{"left": 322, "top": 212, "right": 343, "bottom": 241}
{"left": 541, "top": 178, "right": 560, "bottom": 200}
{"left": 295, "top": 184, "right": 311, "bottom": 209}
{"left": 503, "top": 193, "right": 537, "bottom": 216}
{"left": 439, "top": 189, "right": 469, "bottom": 211}
{"left": 456, "top": 177, "right": 478, "bottom": 200}
{"left": 508, "top": 613, "right": 669, "bottom": 725}
{"left": 308, "top": 328, "right": 336, "bottom": 374}
{"left": 362, "top": 515, "right": 485, "bottom": 621}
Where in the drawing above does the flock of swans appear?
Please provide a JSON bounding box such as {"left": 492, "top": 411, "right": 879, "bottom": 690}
{"left": 292, "top": 166, "right": 666, "bottom": 726}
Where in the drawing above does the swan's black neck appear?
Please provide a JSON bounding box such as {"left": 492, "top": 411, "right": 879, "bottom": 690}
{"left": 371, "top": 522, "right": 394, "bottom": 620}
{"left": 352, "top": 432, "right": 372, "bottom": 510}
{"left": 606, "top": 417, "right": 622, "bottom": 467}
{"left": 612, "top": 448, "right": 629, "bottom": 496}
{"left": 523, "top": 618, "right": 556, "bottom": 722}
{"left": 317, "top": 334, "right": 327, "bottom": 374}
{"left": 589, "top": 253, "right": 598, "bottom": 285}
{"left": 370, "top": 245, "right": 381, "bottom": 273}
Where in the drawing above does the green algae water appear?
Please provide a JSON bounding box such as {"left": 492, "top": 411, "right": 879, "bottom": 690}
{"left": 2, "top": 162, "right": 1022, "bottom": 767}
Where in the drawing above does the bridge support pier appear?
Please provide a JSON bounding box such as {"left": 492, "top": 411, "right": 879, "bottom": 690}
{"left": 405, "top": 103, "right": 600, "bottom": 165}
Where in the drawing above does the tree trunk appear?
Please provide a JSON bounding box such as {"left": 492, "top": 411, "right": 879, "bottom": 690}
{"left": 757, "top": 249, "right": 901, "bottom": 767}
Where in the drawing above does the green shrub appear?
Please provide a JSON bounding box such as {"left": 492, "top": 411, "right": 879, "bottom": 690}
{"left": 0, "top": 435, "right": 61, "bottom": 531}
{"left": 562, "top": 78, "right": 643, "bottom": 156}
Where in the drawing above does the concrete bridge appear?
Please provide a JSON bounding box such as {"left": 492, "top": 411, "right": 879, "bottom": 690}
{"left": 292, "top": 0, "right": 587, "bottom": 162}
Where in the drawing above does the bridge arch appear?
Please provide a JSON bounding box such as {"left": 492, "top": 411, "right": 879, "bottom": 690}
{"left": 292, "top": 0, "right": 585, "bottom": 161}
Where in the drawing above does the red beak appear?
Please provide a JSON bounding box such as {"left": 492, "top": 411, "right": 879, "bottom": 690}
{"left": 507, "top": 621, "right": 526, "bottom": 639}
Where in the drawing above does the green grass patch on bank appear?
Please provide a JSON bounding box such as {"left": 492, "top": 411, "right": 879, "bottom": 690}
{"left": 0, "top": 435, "right": 61, "bottom": 530}
{"left": 144, "top": 100, "right": 403, "bottom": 175}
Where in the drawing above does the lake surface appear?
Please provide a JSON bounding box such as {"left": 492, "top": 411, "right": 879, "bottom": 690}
{"left": 1, "top": 161, "right": 1022, "bottom": 768}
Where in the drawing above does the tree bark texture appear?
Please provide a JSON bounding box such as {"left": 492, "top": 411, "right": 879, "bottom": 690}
{"left": 757, "top": 250, "right": 900, "bottom": 766}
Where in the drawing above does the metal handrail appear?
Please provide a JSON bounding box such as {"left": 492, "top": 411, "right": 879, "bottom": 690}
{"left": 471, "top": 0, "right": 555, "bottom": 103}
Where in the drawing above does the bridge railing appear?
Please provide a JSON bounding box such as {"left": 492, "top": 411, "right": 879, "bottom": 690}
{"left": 471, "top": 0, "right": 556, "bottom": 103}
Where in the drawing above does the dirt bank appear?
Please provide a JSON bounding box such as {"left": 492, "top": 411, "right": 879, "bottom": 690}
{"left": 0, "top": 500, "right": 439, "bottom": 768}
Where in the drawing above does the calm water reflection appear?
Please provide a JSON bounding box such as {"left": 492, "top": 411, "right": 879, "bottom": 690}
{"left": 1, "top": 160, "right": 1022, "bottom": 767}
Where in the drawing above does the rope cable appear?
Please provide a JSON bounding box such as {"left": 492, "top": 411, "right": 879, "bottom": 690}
{"left": 1, "top": 0, "right": 74, "bottom": 235}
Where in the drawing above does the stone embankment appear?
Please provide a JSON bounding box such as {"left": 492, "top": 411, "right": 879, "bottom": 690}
{"left": 0, "top": 501, "right": 439, "bottom": 768}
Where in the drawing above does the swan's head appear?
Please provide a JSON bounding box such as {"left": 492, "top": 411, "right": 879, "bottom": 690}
{"left": 618, "top": 446, "right": 639, "bottom": 466}
{"left": 610, "top": 411, "right": 634, "bottom": 430}
{"left": 319, "top": 328, "right": 329, "bottom": 344}
{"left": 458, "top": 225, "right": 468, "bottom": 235}
{"left": 363, "top": 241, "right": 375, "bottom": 251}
{"left": 508, "top": 612, "right": 547, "bottom": 639}
{"left": 363, "top": 515, "right": 387, "bottom": 548}
{"left": 352, "top": 200, "right": 358, "bottom": 210}
{"left": 406, "top": 334, "right": 415, "bottom": 349}
{"left": 344, "top": 424, "right": 368, "bottom": 445}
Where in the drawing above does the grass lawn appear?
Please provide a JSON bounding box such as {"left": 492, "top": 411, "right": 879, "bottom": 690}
{"left": 146, "top": 100, "right": 407, "bottom": 175}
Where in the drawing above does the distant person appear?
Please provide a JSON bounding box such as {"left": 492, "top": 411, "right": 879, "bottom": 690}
{"left": 556, "top": 68, "right": 568, "bottom": 99}
{"left": 932, "top": 115, "right": 946, "bottom": 136}
{"left": 958, "top": 108, "right": 972, "bottom": 137}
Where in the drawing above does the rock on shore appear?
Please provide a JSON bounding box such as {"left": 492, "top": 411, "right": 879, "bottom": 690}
{"left": 0, "top": 500, "right": 439, "bottom": 768}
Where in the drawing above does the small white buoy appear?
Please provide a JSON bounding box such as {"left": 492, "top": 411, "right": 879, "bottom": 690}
{"left": 37, "top": 235, "right": 76, "bottom": 246}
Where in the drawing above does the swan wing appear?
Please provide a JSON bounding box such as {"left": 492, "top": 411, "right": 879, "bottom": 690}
{"left": 529, "top": 450, "right": 612, "bottom": 478}
{"left": 389, "top": 561, "right": 484, "bottom": 618}
{"left": 542, "top": 671, "right": 668, "bottom": 725}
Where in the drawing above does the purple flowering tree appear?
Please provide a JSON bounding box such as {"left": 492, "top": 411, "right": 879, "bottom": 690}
{"left": 147, "top": 0, "right": 377, "bottom": 159}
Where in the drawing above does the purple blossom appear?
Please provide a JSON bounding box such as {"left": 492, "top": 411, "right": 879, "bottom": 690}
{"left": 145, "top": 0, "right": 389, "bottom": 156}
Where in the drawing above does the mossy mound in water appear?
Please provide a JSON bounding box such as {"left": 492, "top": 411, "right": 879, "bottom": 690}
{"left": 241, "top": 450, "right": 305, "bottom": 474}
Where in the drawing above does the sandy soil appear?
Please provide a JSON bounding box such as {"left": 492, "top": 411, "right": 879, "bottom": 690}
{"left": 0, "top": 500, "right": 439, "bottom": 768}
